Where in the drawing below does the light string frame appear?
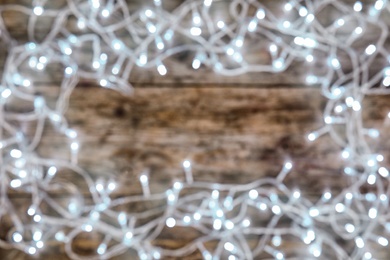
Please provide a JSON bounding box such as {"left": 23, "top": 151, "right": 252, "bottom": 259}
{"left": 1, "top": 0, "right": 390, "bottom": 259}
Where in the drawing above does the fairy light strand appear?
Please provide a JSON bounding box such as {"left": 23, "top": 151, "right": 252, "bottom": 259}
{"left": 1, "top": 0, "right": 390, "bottom": 259}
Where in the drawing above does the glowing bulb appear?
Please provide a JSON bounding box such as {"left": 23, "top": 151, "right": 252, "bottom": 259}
{"left": 352, "top": 101, "right": 361, "bottom": 111}
{"left": 336, "top": 18, "right": 345, "bottom": 27}
{"left": 306, "top": 14, "right": 314, "bottom": 23}
{"left": 23, "top": 79, "right": 31, "bottom": 87}
{"left": 306, "top": 75, "right": 318, "bottom": 84}
{"left": 284, "top": 3, "right": 293, "bottom": 11}
{"left": 1, "top": 89, "right": 11, "bottom": 99}
{"left": 269, "top": 44, "right": 277, "bottom": 53}
{"left": 258, "top": 202, "right": 267, "bottom": 211}
{"left": 378, "top": 236, "right": 388, "bottom": 246}
{"left": 235, "top": 38, "right": 243, "bottom": 48}
{"left": 28, "top": 207, "right": 36, "bottom": 216}
{"left": 157, "top": 64, "right": 167, "bottom": 76}
{"left": 193, "top": 14, "right": 201, "bottom": 25}
{"left": 324, "top": 116, "right": 332, "bottom": 124}
{"left": 249, "top": 189, "right": 258, "bottom": 199}
{"left": 375, "top": 0, "right": 384, "bottom": 10}
{"left": 10, "top": 149, "right": 22, "bottom": 158}
{"left": 383, "top": 76, "right": 390, "bottom": 86}
{"left": 367, "top": 159, "right": 376, "bottom": 167}
{"left": 354, "top": 1, "right": 363, "bottom": 12}
{"left": 140, "top": 174, "right": 148, "bottom": 184}
{"left": 284, "top": 161, "right": 293, "bottom": 169}
{"left": 299, "top": 7, "right": 308, "bottom": 17}
{"left": 308, "top": 132, "right": 317, "bottom": 141}
{"left": 224, "top": 242, "right": 235, "bottom": 251}
{"left": 92, "top": 61, "right": 100, "bottom": 69}
{"left": 33, "top": 214, "right": 41, "bottom": 222}
{"left": 335, "top": 203, "right": 345, "bottom": 213}
{"left": 368, "top": 208, "right": 377, "bottom": 219}
{"left": 275, "top": 252, "right": 284, "bottom": 260}
{"left": 273, "top": 58, "right": 284, "bottom": 70}
{"left": 323, "top": 191, "right": 332, "bottom": 200}
{"left": 9, "top": 179, "right": 22, "bottom": 188}
{"left": 33, "top": 231, "right": 42, "bottom": 241}
{"left": 225, "top": 220, "right": 234, "bottom": 230}
{"left": 125, "top": 231, "right": 133, "bottom": 240}
{"left": 112, "top": 39, "right": 123, "bottom": 50}
{"left": 167, "top": 190, "right": 175, "bottom": 203}
{"left": 331, "top": 58, "right": 340, "bottom": 69}
{"left": 256, "top": 9, "right": 265, "bottom": 19}
{"left": 242, "top": 218, "right": 250, "bottom": 227}
{"left": 335, "top": 105, "right": 343, "bottom": 113}
{"left": 309, "top": 208, "right": 319, "bottom": 217}
{"left": 13, "top": 232, "right": 23, "bottom": 242}
{"left": 217, "top": 20, "right": 225, "bottom": 29}
{"left": 183, "top": 160, "right": 191, "bottom": 168}
{"left": 71, "top": 142, "right": 79, "bottom": 151}
{"left": 91, "top": 0, "right": 100, "bottom": 8}
{"left": 345, "top": 97, "right": 354, "bottom": 107}
{"left": 145, "top": 9, "right": 153, "bottom": 18}
{"left": 248, "top": 19, "right": 257, "bottom": 32}
{"left": 355, "top": 237, "right": 365, "bottom": 248}
{"left": 166, "top": 217, "right": 176, "bottom": 227}
{"left": 100, "top": 79, "right": 108, "bottom": 87}
{"left": 183, "top": 215, "right": 191, "bottom": 224}
{"left": 190, "top": 27, "right": 202, "bottom": 36}
{"left": 293, "top": 190, "right": 301, "bottom": 199}
{"left": 204, "top": 0, "right": 212, "bottom": 6}
{"left": 101, "top": 9, "right": 110, "bottom": 17}
{"left": 28, "top": 247, "right": 37, "bottom": 255}
{"left": 272, "top": 235, "right": 282, "bottom": 246}
{"left": 77, "top": 18, "right": 86, "bottom": 29}
{"left": 97, "top": 244, "right": 107, "bottom": 254}
{"left": 65, "top": 129, "right": 77, "bottom": 139}
{"left": 226, "top": 47, "right": 234, "bottom": 56}
{"left": 341, "top": 150, "right": 350, "bottom": 159}
{"left": 156, "top": 40, "right": 164, "bottom": 50}
{"left": 64, "top": 47, "right": 72, "bottom": 55}
{"left": 345, "top": 223, "right": 355, "bottom": 233}
{"left": 147, "top": 23, "right": 156, "bottom": 33}
{"left": 345, "top": 192, "right": 353, "bottom": 200}
{"left": 306, "top": 54, "right": 314, "bottom": 62}
{"left": 36, "top": 63, "right": 44, "bottom": 70}
{"left": 193, "top": 212, "right": 201, "bottom": 220}
{"left": 355, "top": 26, "right": 363, "bottom": 34}
{"left": 282, "top": 21, "right": 291, "bottom": 28}
{"left": 192, "top": 58, "right": 201, "bottom": 69}
{"left": 213, "top": 219, "right": 222, "bottom": 230}
{"left": 54, "top": 231, "right": 65, "bottom": 241}
{"left": 65, "top": 67, "right": 73, "bottom": 75}
{"left": 379, "top": 167, "right": 389, "bottom": 177}
{"left": 272, "top": 205, "right": 281, "bottom": 215}
{"left": 83, "top": 224, "right": 93, "bottom": 232}
{"left": 33, "top": 6, "right": 43, "bottom": 16}
{"left": 365, "top": 44, "right": 376, "bottom": 55}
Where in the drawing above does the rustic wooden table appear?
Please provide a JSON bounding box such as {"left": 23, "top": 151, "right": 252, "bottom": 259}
{"left": 1, "top": 0, "right": 390, "bottom": 259}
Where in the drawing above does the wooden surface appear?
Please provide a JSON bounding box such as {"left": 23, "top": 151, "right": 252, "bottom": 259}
{"left": 2, "top": 0, "right": 390, "bottom": 259}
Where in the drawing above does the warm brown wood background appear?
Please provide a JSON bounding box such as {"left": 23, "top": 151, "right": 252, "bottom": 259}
{"left": 2, "top": 0, "right": 390, "bottom": 259}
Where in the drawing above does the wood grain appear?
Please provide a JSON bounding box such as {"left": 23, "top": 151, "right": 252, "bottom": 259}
{"left": 2, "top": 0, "right": 390, "bottom": 259}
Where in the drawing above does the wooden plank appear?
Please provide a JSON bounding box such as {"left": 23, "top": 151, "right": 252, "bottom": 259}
{"left": 3, "top": 84, "right": 389, "bottom": 198}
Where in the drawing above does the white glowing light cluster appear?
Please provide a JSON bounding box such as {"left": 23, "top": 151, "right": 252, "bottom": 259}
{"left": 1, "top": 0, "right": 390, "bottom": 259}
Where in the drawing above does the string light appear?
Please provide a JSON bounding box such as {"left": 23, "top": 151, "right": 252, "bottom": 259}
{"left": 1, "top": 1, "right": 390, "bottom": 259}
